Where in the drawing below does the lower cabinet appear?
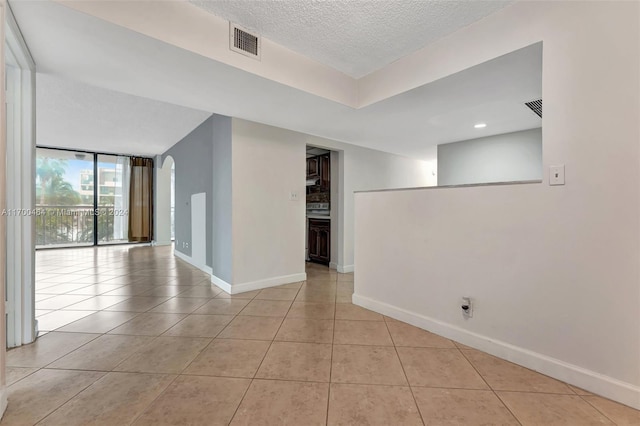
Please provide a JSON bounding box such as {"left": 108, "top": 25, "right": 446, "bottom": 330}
{"left": 308, "top": 219, "right": 330, "bottom": 265}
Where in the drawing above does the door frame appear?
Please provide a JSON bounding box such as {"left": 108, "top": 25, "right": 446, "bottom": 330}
{"left": 5, "top": 1, "right": 36, "bottom": 348}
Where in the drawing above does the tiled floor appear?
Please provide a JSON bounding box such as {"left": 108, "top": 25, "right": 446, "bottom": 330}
{"left": 3, "top": 245, "right": 639, "bottom": 425}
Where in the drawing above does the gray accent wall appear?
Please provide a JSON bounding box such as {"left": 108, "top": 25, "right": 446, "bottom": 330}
{"left": 211, "top": 114, "right": 233, "bottom": 283}
{"left": 437, "top": 128, "right": 542, "bottom": 186}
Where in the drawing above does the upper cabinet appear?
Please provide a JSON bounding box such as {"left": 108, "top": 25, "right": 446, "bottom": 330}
{"left": 307, "top": 154, "right": 330, "bottom": 191}
{"left": 307, "top": 156, "right": 320, "bottom": 178}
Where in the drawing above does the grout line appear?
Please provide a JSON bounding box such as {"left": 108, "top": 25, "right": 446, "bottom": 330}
{"left": 382, "top": 315, "right": 426, "bottom": 426}
{"left": 458, "top": 347, "right": 523, "bottom": 426}
{"left": 576, "top": 394, "right": 620, "bottom": 425}
{"left": 227, "top": 280, "right": 303, "bottom": 424}
{"left": 32, "top": 368, "right": 108, "bottom": 425}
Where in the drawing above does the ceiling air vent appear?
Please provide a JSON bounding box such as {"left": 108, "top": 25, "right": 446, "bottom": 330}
{"left": 229, "top": 23, "right": 261, "bottom": 60}
{"left": 525, "top": 99, "right": 542, "bottom": 118}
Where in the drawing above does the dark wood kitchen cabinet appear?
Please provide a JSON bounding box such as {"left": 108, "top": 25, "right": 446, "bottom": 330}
{"left": 307, "top": 157, "right": 319, "bottom": 178}
{"left": 308, "top": 219, "right": 330, "bottom": 265}
{"left": 319, "top": 154, "right": 330, "bottom": 189}
{"left": 307, "top": 154, "right": 330, "bottom": 190}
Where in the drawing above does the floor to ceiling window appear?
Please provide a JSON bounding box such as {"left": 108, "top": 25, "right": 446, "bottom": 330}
{"left": 35, "top": 147, "right": 146, "bottom": 248}
{"left": 36, "top": 147, "right": 95, "bottom": 247}
{"left": 96, "top": 154, "right": 130, "bottom": 244}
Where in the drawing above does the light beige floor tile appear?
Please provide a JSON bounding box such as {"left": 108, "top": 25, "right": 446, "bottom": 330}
{"left": 148, "top": 297, "right": 210, "bottom": 314}
{"left": 386, "top": 319, "right": 456, "bottom": 348}
{"left": 103, "top": 296, "right": 170, "bottom": 312}
{"left": 216, "top": 289, "right": 260, "bottom": 299}
{"left": 3, "top": 369, "right": 105, "bottom": 425}
{"left": 333, "top": 320, "right": 393, "bottom": 346}
{"left": 335, "top": 294, "right": 353, "bottom": 303}
{"left": 102, "top": 285, "right": 156, "bottom": 296}
{"left": 5, "top": 366, "right": 38, "bottom": 385}
{"left": 255, "top": 288, "right": 299, "bottom": 301}
{"left": 583, "top": 395, "right": 640, "bottom": 425}
{"left": 7, "top": 331, "right": 100, "bottom": 367}
{"left": 64, "top": 284, "right": 128, "bottom": 295}
{"left": 453, "top": 340, "right": 475, "bottom": 350}
{"left": 57, "top": 310, "right": 139, "bottom": 333}
{"left": 463, "top": 349, "right": 573, "bottom": 393}
{"left": 218, "top": 316, "right": 283, "bottom": 340}
{"left": 62, "top": 295, "right": 131, "bottom": 310}
{"left": 194, "top": 298, "right": 251, "bottom": 315}
{"left": 163, "top": 314, "right": 234, "bottom": 337}
{"left": 35, "top": 294, "right": 56, "bottom": 302}
{"left": 275, "top": 318, "right": 334, "bottom": 343}
{"left": 38, "top": 372, "right": 175, "bottom": 426}
{"left": 335, "top": 303, "right": 383, "bottom": 321}
{"left": 231, "top": 379, "right": 329, "bottom": 426}
{"left": 331, "top": 345, "right": 407, "bottom": 386}
{"left": 295, "top": 287, "right": 337, "bottom": 303}
{"left": 569, "top": 384, "right": 595, "bottom": 396}
{"left": 140, "top": 285, "right": 192, "bottom": 297}
{"left": 134, "top": 375, "right": 251, "bottom": 426}
{"left": 328, "top": 383, "right": 423, "bottom": 426}
{"left": 397, "top": 347, "right": 488, "bottom": 389}
{"left": 184, "top": 339, "right": 270, "bottom": 378}
{"left": 48, "top": 334, "right": 155, "bottom": 371}
{"left": 36, "top": 310, "right": 96, "bottom": 331}
{"left": 176, "top": 286, "right": 222, "bottom": 298}
{"left": 35, "top": 283, "right": 94, "bottom": 295}
{"left": 257, "top": 341, "right": 332, "bottom": 382}
{"left": 337, "top": 273, "right": 354, "bottom": 282}
{"left": 498, "top": 391, "right": 614, "bottom": 425}
{"left": 114, "top": 336, "right": 210, "bottom": 373}
{"left": 274, "top": 281, "right": 304, "bottom": 290}
{"left": 239, "top": 299, "right": 293, "bottom": 317}
{"left": 36, "top": 294, "right": 94, "bottom": 310}
{"left": 108, "top": 313, "right": 187, "bottom": 336}
{"left": 287, "top": 302, "right": 335, "bottom": 319}
{"left": 412, "top": 387, "right": 519, "bottom": 425}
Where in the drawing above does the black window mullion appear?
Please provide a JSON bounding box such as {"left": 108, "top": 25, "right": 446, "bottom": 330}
{"left": 93, "top": 152, "right": 98, "bottom": 246}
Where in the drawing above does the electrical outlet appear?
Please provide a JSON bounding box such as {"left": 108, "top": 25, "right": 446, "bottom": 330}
{"left": 185, "top": 242, "right": 189, "bottom": 249}
{"left": 461, "top": 297, "right": 473, "bottom": 318}
{"left": 289, "top": 191, "right": 299, "bottom": 201}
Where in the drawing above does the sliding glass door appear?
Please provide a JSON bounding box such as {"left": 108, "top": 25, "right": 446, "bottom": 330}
{"left": 96, "top": 154, "right": 130, "bottom": 244}
{"left": 35, "top": 147, "right": 144, "bottom": 248}
{"left": 36, "top": 148, "right": 95, "bottom": 247}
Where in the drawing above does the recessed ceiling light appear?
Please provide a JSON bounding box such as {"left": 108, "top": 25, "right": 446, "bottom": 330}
{"left": 474, "top": 123, "right": 487, "bottom": 129}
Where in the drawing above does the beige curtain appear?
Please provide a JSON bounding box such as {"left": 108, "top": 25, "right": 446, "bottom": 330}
{"left": 128, "top": 157, "right": 154, "bottom": 242}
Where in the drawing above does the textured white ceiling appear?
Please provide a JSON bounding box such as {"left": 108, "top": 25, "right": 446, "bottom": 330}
{"left": 189, "top": 0, "right": 512, "bottom": 78}
{"left": 36, "top": 73, "right": 211, "bottom": 156}
{"left": 13, "top": 1, "right": 539, "bottom": 161}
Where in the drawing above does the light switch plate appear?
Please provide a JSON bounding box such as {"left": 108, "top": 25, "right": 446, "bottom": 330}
{"left": 549, "top": 165, "right": 565, "bottom": 186}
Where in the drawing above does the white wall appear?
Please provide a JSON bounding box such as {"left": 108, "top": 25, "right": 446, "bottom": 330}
{"left": 231, "top": 118, "right": 307, "bottom": 290}
{"left": 438, "top": 128, "right": 542, "bottom": 186}
{"left": 153, "top": 156, "right": 173, "bottom": 245}
{"left": 230, "top": 118, "right": 433, "bottom": 286}
{"left": 353, "top": 1, "right": 640, "bottom": 409}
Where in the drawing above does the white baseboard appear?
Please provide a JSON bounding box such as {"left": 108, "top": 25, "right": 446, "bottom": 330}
{"left": 329, "top": 262, "right": 338, "bottom": 270}
{"left": 337, "top": 264, "right": 354, "bottom": 273}
{"left": 210, "top": 274, "right": 233, "bottom": 294}
{"left": 173, "top": 250, "right": 213, "bottom": 275}
{"left": 0, "top": 385, "right": 7, "bottom": 419}
{"left": 152, "top": 240, "right": 172, "bottom": 246}
{"left": 353, "top": 293, "right": 640, "bottom": 410}
{"left": 230, "top": 273, "right": 307, "bottom": 294}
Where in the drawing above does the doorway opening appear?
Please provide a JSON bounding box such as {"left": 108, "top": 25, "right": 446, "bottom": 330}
{"left": 305, "top": 145, "right": 338, "bottom": 268}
